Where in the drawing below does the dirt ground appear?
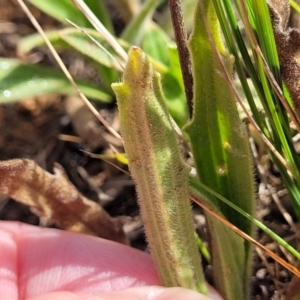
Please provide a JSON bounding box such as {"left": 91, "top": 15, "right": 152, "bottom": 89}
{"left": 0, "top": 1, "right": 299, "bottom": 299}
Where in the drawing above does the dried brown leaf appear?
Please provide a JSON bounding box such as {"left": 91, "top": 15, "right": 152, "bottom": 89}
{"left": 268, "top": 0, "right": 300, "bottom": 116}
{"left": 0, "top": 159, "right": 128, "bottom": 245}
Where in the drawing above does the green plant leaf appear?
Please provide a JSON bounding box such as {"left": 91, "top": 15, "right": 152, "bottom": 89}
{"left": 160, "top": 45, "right": 187, "bottom": 127}
{"left": 60, "top": 30, "right": 124, "bottom": 70}
{"left": 185, "top": 1, "right": 255, "bottom": 299}
{"left": 27, "top": 0, "right": 92, "bottom": 27}
{"left": 27, "top": 0, "right": 113, "bottom": 31}
{"left": 141, "top": 22, "right": 171, "bottom": 66}
{"left": 18, "top": 28, "right": 188, "bottom": 125}
{"left": 121, "top": 0, "right": 159, "bottom": 44}
{"left": 59, "top": 29, "right": 119, "bottom": 89}
{"left": 18, "top": 28, "right": 125, "bottom": 91}
{"left": 18, "top": 28, "right": 168, "bottom": 75}
{"left": 18, "top": 29, "right": 130, "bottom": 71}
{"left": 189, "top": 176, "right": 300, "bottom": 262}
{"left": 189, "top": 177, "right": 246, "bottom": 298}
{"left": 112, "top": 47, "right": 207, "bottom": 294}
{"left": 84, "top": 0, "right": 114, "bottom": 33}
{"left": 18, "top": 30, "right": 69, "bottom": 54}
{"left": 0, "top": 59, "right": 111, "bottom": 103}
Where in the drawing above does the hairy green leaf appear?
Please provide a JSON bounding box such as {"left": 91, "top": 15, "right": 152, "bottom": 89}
{"left": 112, "top": 47, "right": 207, "bottom": 294}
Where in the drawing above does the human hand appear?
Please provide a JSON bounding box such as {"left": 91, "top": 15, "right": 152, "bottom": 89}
{"left": 0, "top": 221, "right": 222, "bottom": 300}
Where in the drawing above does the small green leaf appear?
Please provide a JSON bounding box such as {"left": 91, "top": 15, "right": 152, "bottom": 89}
{"left": 0, "top": 59, "right": 111, "bottom": 103}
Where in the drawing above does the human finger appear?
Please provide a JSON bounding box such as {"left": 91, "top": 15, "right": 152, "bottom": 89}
{"left": 0, "top": 221, "right": 159, "bottom": 299}
{"left": 29, "top": 286, "right": 216, "bottom": 300}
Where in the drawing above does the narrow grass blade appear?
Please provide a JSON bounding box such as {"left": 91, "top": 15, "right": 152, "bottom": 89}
{"left": 189, "top": 177, "right": 300, "bottom": 262}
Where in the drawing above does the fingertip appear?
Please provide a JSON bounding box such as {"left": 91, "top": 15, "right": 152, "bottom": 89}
{"left": 151, "top": 287, "right": 214, "bottom": 300}
{"left": 28, "top": 287, "right": 219, "bottom": 300}
{"left": 28, "top": 291, "right": 84, "bottom": 300}
{"left": 29, "top": 291, "right": 106, "bottom": 300}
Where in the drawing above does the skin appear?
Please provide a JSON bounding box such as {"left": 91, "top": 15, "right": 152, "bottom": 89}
{"left": 0, "top": 221, "right": 222, "bottom": 300}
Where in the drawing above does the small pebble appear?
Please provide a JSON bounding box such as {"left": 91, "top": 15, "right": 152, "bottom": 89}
{"left": 256, "top": 268, "right": 267, "bottom": 279}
